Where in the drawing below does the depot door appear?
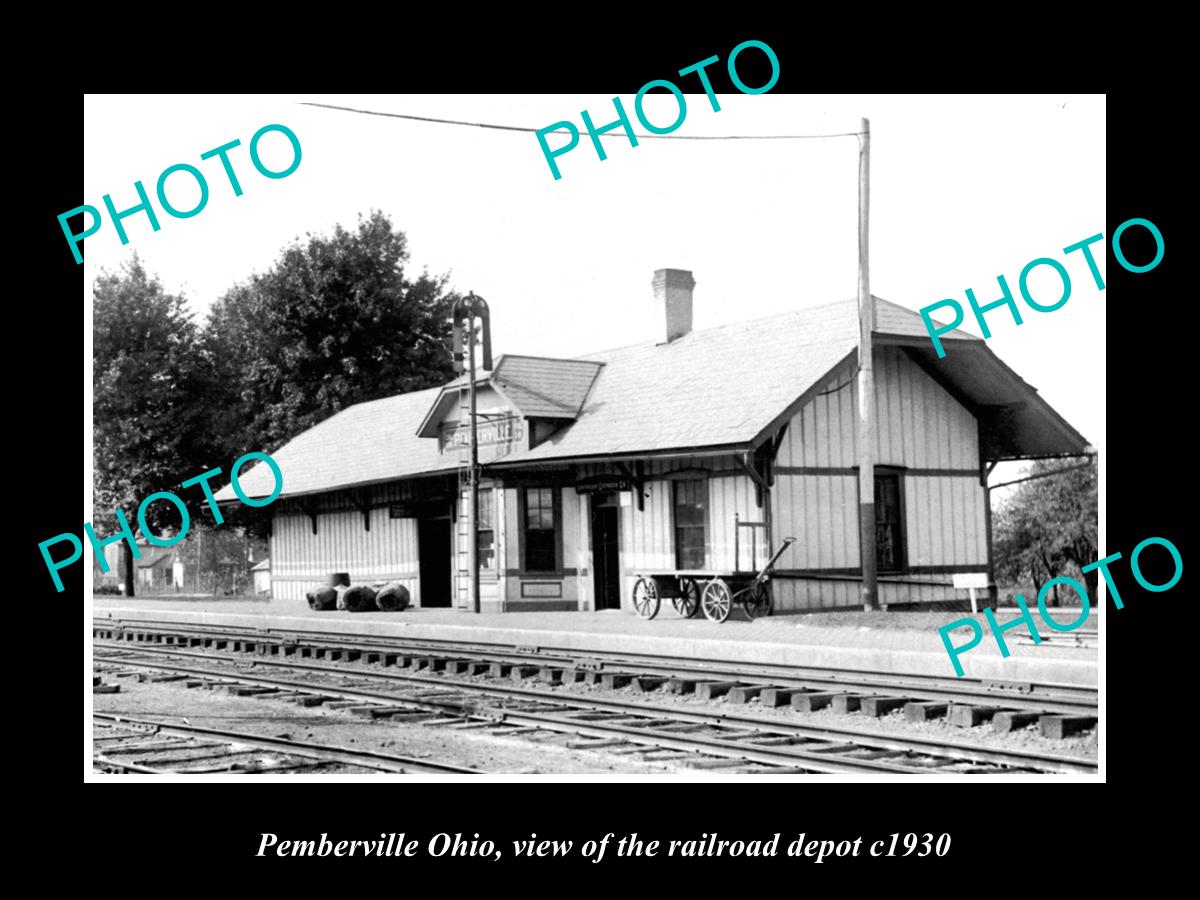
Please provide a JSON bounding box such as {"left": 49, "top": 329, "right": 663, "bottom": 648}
{"left": 418, "top": 517, "right": 451, "bottom": 607}
{"left": 591, "top": 494, "right": 621, "bottom": 610}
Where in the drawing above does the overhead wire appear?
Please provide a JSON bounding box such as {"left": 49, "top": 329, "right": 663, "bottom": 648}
{"left": 299, "top": 101, "right": 864, "bottom": 142}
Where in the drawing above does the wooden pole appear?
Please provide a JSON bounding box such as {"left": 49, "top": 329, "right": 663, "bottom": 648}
{"left": 856, "top": 117, "right": 878, "bottom": 611}
{"left": 467, "top": 296, "right": 481, "bottom": 614}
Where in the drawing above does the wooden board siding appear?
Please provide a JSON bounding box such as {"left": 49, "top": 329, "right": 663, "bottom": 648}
{"left": 777, "top": 348, "right": 979, "bottom": 469}
{"left": 772, "top": 473, "right": 859, "bottom": 570}
{"left": 271, "top": 508, "right": 419, "bottom": 604}
{"left": 773, "top": 576, "right": 962, "bottom": 610}
{"left": 770, "top": 346, "right": 988, "bottom": 612}
{"left": 708, "top": 474, "right": 770, "bottom": 572}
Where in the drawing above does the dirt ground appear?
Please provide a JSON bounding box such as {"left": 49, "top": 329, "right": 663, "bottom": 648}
{"left": 93, "top": 678, "right": 681, "bottom": 775}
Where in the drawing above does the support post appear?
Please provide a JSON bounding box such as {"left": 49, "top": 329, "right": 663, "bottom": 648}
{"left": 856, "top": 117, "right": 878, "bottom": 611}
{"left": 467, "top": 296, "right": 480, "bottom": 615}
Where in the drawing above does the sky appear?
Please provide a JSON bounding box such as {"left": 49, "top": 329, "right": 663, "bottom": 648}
{"left": 83, "top": 93, "right": 1106, "bottom": 490}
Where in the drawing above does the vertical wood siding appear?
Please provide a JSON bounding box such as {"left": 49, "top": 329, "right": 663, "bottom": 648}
{"left": 776, "top": 348, "right": 979, "bottom": 469}
{"left": 769, "top": 346, "right": 989, "bottom": 611}
{"left": 271, "top": 507, "right": 419, "bottom": 604}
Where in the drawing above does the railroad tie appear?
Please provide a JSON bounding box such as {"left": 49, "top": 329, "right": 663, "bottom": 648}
{"left": 948, "top": 704, "right": 1001, "bottom": 727}
{"left": 727, "top": 685, "right": 769, "bottom": 704}
{"left": 537, "top": 667, "right": 563, "bottom": 684}
{"left": 760, "top": 687, "right": 811, "bottom": 708}
{"left": 509, "top": 665, "right": 540, "bottom": 681}
{"left": 665, "top": 677, "right": 697, "bottom": 695}
{"left": 695, "top": 681, "right": 739, "bottom": 701}
{"left": 860, "top": 696, "right": 910, "bottom": 717}
{"left": 683, "top": 758, "right": 749, "bottom": 770}
{"left": 289, "top": 696, "right": 330, "bottom": 707}
{"left": 791, "top": 691, "right": 840, "bottom": 712}
{"left": 830, "top": 694, "right": 865, "bottom": 714}
{"left": 225, "top": 685, "right": 280, "bottom": 698}
{"left": 489, "top": 662, "right": 514, "bottom": 678}
{"left": 566, "top": 738, "right": 632, "bottom": 750}
{"left": 632, "top": 676, "right": 669, "bottom": 693}
{"left": 904, "top": 701, "right": 949, "bottom": 722}
{"left": 1039, "top": 715, "right": 1098, "bottom": 739}
{"left": 992, "top": 710, "right": 1042, "bottom": 732}
{"left": 600, "top": 672, "right": 634, "bottom": 690}
{"left": 444, "top": 660, "right": 474, "bottom": 675}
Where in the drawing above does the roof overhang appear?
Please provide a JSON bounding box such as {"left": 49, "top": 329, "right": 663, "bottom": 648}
{"left": 415, "top": 376, "right": 493, "bottom": 438}
{"left": 876, "top": 334, "right": 1090, "bottom": 461}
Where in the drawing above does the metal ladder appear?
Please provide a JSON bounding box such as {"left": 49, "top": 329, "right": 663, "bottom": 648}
{"left": 455, "top": 379, "right": 472, "bottom": 607}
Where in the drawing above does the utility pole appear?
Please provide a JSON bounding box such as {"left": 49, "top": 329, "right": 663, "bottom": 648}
{"left": 452, "top": 293, "right": 492, "bottom": 614}
{"left": 467, "top": 305, "right": 480, "bottom": 614}
{"left": 856, "top": 117, "right": 878, "bottom": 611}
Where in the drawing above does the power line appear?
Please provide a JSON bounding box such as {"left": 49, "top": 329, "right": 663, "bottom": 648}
{"left": 300, "top": 101, "right": 863, "bottom": 142}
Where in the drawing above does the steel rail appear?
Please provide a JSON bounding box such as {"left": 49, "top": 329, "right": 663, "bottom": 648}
{"left": 95, "top": 645, "right": 1096, "bottom": 774}
{"left": 91, "top": 711, "right": 480, "bottom": 775}
{"left": 93, "top": 754, "right": 168, "bottom": 773}
{"left": 92, "top": 617, "right": 1097, "bottom": 713}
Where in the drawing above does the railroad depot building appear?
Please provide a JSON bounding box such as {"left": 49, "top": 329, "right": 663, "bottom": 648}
{"left": 218, "top": 269, "right": 1088, "bottom": 614}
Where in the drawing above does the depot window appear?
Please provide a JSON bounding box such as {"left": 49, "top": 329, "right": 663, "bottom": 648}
{"left": 874, "top": 471, "right": 906, "bottom": 573}
{"left": 673, "top": 478, "right": 708, "bottom": 570}
{"left": 477, "top": 488, "right": 495, "bottom": 569}
{"left": 522, "top": 487, "right": 558, "bottom": 572}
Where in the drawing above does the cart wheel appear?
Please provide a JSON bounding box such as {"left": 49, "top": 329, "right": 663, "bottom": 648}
{"left": 632, "top": 576, "right": 661, "bottom": 620}
{"left": 671, "top": 577, "right": 700, "bottom": 618}
{"left": 744, "top": 582, "right": 773, "bottom": 620}
{"left": 701, "top": 578, "right": 732, "bottom": 623}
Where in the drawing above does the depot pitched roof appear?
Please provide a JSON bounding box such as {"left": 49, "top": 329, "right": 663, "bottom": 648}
{"left": 216, "top": 297, "right": 1086, "bottom": 501}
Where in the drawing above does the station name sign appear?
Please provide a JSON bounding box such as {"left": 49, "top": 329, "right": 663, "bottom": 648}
{"left": 440, "top": 415, "right": 523, "bottom": 453}
{"left": 575, "top": 475, "right": 632, "bottom": 494}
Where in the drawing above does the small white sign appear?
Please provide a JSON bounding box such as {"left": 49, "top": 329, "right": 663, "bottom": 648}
{"left": 952, "top": 572, "right": 990, "bottom": 590}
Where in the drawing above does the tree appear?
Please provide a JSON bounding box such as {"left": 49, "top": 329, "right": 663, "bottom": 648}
{"left": 993, "top": 457, "right": 1098, "bottom": 604}
{"left": 93, "top": 257, "right": 211, "bottom": 596}
{"left": 203, "top": 210, "right": 460, "bottom": 483}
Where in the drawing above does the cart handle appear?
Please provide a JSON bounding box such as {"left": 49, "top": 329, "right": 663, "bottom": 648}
{"left": 756, "top": 537, "right": 797, "bottom": 579}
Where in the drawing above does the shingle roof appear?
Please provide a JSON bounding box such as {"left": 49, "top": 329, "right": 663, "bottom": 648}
{"left": 136, "top": 549, "right": 174, "bottom": 569}
{"left": 215, "top": 386, "right": 451, "bottom": 502}
{"left": 491, "top": 356, "right": 603, "bottom": 418}
{"left": 215, "top": 297, "right": 990, "bottom": 501}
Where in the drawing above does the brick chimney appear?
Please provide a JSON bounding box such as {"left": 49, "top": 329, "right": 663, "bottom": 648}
{"left": 652, "top": 268, "right": 695, "bottom": 343}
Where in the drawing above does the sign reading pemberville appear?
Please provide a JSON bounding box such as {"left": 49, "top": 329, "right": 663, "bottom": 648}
{"left": 439, "top": 415, "right": 524, "bottom": 453}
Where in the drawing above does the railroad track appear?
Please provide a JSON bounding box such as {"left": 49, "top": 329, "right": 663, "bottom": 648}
{"left": 92, "top": 711, "right": 480, "bottom": 775}
{"left": 92, "top": 617, "right": 1098, "bottom": 732}
{"left": 93, "top": 640, "right": 1097, "bottom": 775}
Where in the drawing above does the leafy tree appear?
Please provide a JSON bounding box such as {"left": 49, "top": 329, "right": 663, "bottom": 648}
{"left": 993, "top": 457, "right": 1098, "bottom": 604}
{"left": 203, "top": 210, "right": 460, "bottom": 474}
{"left": 93, "top": 256, "right": 212, "bottom": 595}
